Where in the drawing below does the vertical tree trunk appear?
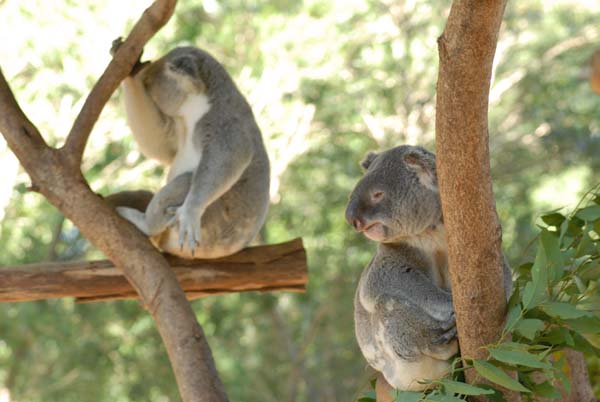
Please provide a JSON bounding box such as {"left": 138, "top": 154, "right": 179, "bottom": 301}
{"left": 434, "top": 1, "right": 518, "bottom": 400}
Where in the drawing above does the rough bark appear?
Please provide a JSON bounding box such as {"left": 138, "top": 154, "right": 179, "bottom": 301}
{"left": 0, "top": 239, "right": 307, "bottom": 303}
{"left": 0, "top": 1, "right": 235, "bottom": 401}
{"left": 434, "top": 1, "right": 519, "bottom": 401}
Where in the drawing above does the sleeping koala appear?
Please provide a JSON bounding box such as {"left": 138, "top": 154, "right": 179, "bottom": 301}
{"left": 346, "top": 145, "right": 511, "bottom": 391}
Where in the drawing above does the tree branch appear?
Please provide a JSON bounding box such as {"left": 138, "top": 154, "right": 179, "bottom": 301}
{"left": 435, "top": 1, "right": 519, "bottom": 400}
{"left": 0, "top": 239, "right": 307, "bottom": 303}
{"left": 62, "top": 0, "right": 176, "bottom": 167}
{"left": 0, "top": 1, "right": 240, "bottom": 400}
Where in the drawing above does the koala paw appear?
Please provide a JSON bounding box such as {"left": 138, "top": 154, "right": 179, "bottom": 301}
{"left": 166, "top": 203, "right": 203, "bottom": 256}
{"left": 110, "top": 37, "right": 124, "bottom": 57}
{"left": 431, "top": 313, "right": 457, "bottom": 345}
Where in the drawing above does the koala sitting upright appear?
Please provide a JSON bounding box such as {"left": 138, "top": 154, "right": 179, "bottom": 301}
{"left": 107, "top": 42, "right": 270, "bottom": 259}
{"left": 346, "top": 145, "right": 512, "bottom": 391}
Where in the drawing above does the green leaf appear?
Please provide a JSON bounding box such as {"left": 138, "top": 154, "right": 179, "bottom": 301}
{"left": 358, "top": 398, "right": 376, "bottom": 402}
{"left": 540, "top": 229, "right": 564, "bottom": 283}
{"left": 578, "top": 260, "right": 600, "bottom": 280}
{"left": 575, "top": 205, "right": 600, "bottom": 221}
{"left": 393, "top": 391, "right": 422, "bottom": 402}
{"left": 426, "top": 395, "right": 464, "bottom": 402}
{"left": 440, "top": 379, "right": 494, "bottom": 396}
{"left": 522, "top": 240, "right": 549, "bottom": 309}
{"left": 530, "top": 381, "right": 561, "bottom": 398}
{"left": 470, "top": 385, "right": 508, "bottom": 402}
{"left": 513, "top": 318, "right": 545, "bottom": 340}
{"left": 571, "top": 332, "right": 600, "bottom": 356}
{"left": 504, "top": 304, "right": 522, "bottom": 332}
{"left": 488, "top": 347, "right": 551, "bottom": 369}
{"left": 472, "top": 360, "right": 530, "bottom": 393}
{"left": 541, "top": 212, "right": 565, "bottom": 227}
{"left": 541, "top": 302, "right": 591, "bottom": 319}
{"left": 542, "top": 327, "right": 574, "bottom": 346}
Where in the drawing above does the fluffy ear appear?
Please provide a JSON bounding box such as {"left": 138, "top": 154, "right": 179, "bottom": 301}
{"left": 168, "top": 55, "right": 206, "bottom": 92}
{"left": 170, "top": 55, "right": 199, "bottom": 78}
{"left": 360, "top": 152, "right": 379, "bottom": 171}
{"left": 403, "top": 148, "right": 437, "bottom": 190}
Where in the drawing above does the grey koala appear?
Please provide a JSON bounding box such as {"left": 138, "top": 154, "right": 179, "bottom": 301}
{"left": 107, "top": 42, "right": 270, "bottom": 259}
{"left": 345, "top": 145, "right": 511, "bottom": 390}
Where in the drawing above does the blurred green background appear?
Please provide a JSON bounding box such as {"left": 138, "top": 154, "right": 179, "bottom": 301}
{"left": 0, "top": 0, "right": 599, "bottom": 401}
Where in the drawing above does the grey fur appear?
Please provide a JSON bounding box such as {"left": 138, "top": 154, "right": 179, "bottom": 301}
{"left": 113, "top": 46, "right": 270, "bottom": 259}
{"left": 346, "top": 145, "right": 511, "bottom": 390}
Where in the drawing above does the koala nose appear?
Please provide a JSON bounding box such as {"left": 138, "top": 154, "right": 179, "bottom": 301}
{"left": 351, "top": 218, "right": 365, "bottom": 231}
{"left": 345, "top": 202, "right": 364, "bottom": 231}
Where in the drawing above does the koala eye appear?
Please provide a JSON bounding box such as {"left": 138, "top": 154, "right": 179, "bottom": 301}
{"left": 371, "top": 191, "right": 384, "bottom": 202}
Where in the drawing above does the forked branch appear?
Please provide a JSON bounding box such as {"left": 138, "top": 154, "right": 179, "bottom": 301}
{"left": 63, "top": 0, "right": 177, "bottom": 167}
{"left": 0, "top": 1, "right": 237, "bottom": 401}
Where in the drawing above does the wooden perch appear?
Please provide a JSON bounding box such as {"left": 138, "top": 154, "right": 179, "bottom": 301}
{"left": 0, "top": 239, "right": 307, "bottom": 303}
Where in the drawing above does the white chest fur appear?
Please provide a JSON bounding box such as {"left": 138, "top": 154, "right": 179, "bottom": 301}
{"left": 167, "top": 93, "right": 211, "bottom": 181}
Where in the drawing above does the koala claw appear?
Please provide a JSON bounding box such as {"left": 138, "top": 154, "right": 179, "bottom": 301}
{"left": 431, "top": 325, "right": 457, "bottom": 345}
{"left": 167, "top": 204, "right": 202, "bottom": 255}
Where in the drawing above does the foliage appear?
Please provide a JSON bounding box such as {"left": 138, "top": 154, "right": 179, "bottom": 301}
{"left": 359, "top": 187, "right": 600, "bottom": 401}
{"left": 0, "top": 0, "right": 599, "bottom": 401}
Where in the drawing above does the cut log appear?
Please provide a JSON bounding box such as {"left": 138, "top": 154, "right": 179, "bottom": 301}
{"left": 0, "top": 238, "right": 307, "bottom": 303}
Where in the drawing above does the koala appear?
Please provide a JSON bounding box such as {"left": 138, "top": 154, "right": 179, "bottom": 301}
{"left": 345, "top": 145, "right": 511, "bottom": 391}
{"left": 107, "top": 41, "right": 270, "bottom": 259}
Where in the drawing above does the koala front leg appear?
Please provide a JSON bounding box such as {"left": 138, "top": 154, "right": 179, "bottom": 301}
{"left": 118, "top": 173, "right": 192, "bottom": 236}
{"left": 170, "top": 136, "right": 253, "bottom": 251}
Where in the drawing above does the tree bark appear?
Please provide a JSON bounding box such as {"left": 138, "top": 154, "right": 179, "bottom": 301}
{"left": 0, "top": 239, "right": 307, "bottom": 303}
{"left": 0, "top": 1, "right": 236, "bottom": 401}
{"left": 435, "top": 1, "right": 519, "bottom": 401}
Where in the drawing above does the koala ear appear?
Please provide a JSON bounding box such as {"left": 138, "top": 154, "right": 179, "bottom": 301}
{"left": 360, "top": 152, "right": 379, "bottom": 171}
{"left": 170, "top": 55, "right": 199, "bottom": 78}
{"left": 403, "top": 148, "right": 438, "bottom": 190}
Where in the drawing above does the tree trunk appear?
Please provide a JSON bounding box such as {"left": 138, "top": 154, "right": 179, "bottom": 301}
{"left": 434, "top": 1, "right": 519, "bottom": 401}
{"left": 0, "top": 1, "right": 235, "bottom": 401}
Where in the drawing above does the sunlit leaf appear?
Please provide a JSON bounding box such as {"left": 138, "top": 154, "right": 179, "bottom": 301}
{"left": 472, "top": 360, "right": 530, "bottom": 393}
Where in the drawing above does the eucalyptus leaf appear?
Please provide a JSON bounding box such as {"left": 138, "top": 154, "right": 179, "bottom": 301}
{"left": 564, "top": 316, "right": 600, "bottom": 333}
{"left": 540, "top": 229, "right": 564, "bottom": 284}
{"left": 426, "top": 395, "right": 465, "bottom": 402}
{"left": 488, "top": 347, "right": 550, "bottom": 369}
{"left": 472, "top": 360, "right": 530, "bottom": 393}
{"left": 513, "top": 318, "right": 545, "bottom": 340}
{"left": 440, "top": 379, "right": 494, "bottom": 396}
{"left": 504, "top": 304, "right": 522, "bottom": 332}
{"left": 393, "top": 391, "right": 423, "bottom": 402}
{"left": 541, "top": 302, "right": 591, "bottom": 319}
{"left": 541, "top": 212, "right": 565, "bottom": 227}
{"left": 575, "top": 205, "right": 600, "bottom": 222}
{"left": 530, "top": 381, "right": 561, "bottom": 398}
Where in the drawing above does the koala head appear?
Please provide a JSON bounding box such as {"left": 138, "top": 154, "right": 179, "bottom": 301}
{"left": 140, "top": 48, "right": 207, "bottom": 116}
{"left": 345, "top": 145, "right": 442, "bottom": 243}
